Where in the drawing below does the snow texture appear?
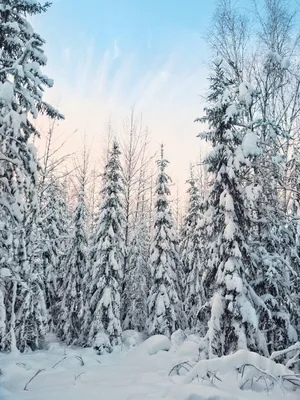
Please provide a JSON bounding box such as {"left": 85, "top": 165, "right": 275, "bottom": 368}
{"left": 0, "top": 338, "right": 298, "bottom": 400}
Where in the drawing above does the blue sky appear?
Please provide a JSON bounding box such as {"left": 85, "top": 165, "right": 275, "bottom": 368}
{"left": 36, "top": 0, "right": 214, "bottom": 87}
{"left": 33, "top": 0, "right": 219, "bottom": 193}
{"left": 32, "top": 0, "right": 300, "bottom": 197}
{"left": 39, "top": 0, "right": 214, "bottom": 61}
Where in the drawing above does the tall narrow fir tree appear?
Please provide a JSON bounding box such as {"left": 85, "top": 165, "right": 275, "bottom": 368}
{"left": 88, "top": 141, "right": 125, "bottom": 353}
{"left": 147, "top": 145, "right": 184, "bottom": 337}
{"left": 57, "top": 189, "right": 88, "bottom": 345}
{"left": 181, "top": 167, "right": 205, "bottom": 333}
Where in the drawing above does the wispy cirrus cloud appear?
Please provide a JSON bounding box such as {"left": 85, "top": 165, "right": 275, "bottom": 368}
{"left": 113, "top": 40, "right": 121, "bottom": 60}
{"left": 41, "top": 34, "right": 209, "bottom": 189}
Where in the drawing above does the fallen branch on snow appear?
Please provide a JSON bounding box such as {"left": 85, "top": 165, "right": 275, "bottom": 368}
{"left": 169, "top": 361, "right": 195, "bottom": 377}
{"left": 74, "top": 372, "right": 86, "bottom": 382}
{"left": 24, "top": 369, "right": 45, "bottom": 391}
{"left": 169, "top": 361, "right": 222, "bottom": 385}
{"left": 52, "top": 356, "right": 67, "bottom": 369}
{"left": 239, "top": 363, "right": 284, "bottom": 393}
{"left": 52, "top": 354, "right": 84, "bottom": 368}
{"left": 75, "top": 355, "right": 84, "bottom": 366}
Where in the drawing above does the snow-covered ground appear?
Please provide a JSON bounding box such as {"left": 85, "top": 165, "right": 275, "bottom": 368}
{"left": 0, "top": 333, "right": 299, "bottom": 400}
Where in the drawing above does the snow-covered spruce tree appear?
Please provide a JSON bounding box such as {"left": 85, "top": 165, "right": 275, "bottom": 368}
{"left": 200, "top": 0, "right": 299, "bottom": 359}
{"left": 0, "top": 1, "right": 62, "bottom": 351}
{"left": 203, "top": 0, "right": 299, "bottom": 358}
{"left": 181, "top": 167, "right": 205, "bottom": 333}
{"left": 248, "top": 125, "right": 299, "bottom": 354}
{"left": 56, "top": 189, "right": 88, "bottom": 345}
{"left": 247, "top": 33, "right": 300, "bottom": 353}
{"left": 88, "top": 141, "right": 125, "bottom": 353}
{"left": 250, "top": 166, "right": 298, "bottom": 354}
{"left": 197, "top": 60, "right": 267, "bottom": 358}
{"left": 234, "top": 0, "right": 300, "bottom": 355}
{"left": 6, "top": 190, "right": 48, "bottom": 352}
{"left": 15, "top": 202, "right": 48, "bottom": 352}
{"left": 122, "top": 201, "right": 151, "bottom": 332}
{"left": 146, "top": 145, "right": 185, "bottom": 337}
{"left": 40, "top": 179, "right": 71, "bottom": 331}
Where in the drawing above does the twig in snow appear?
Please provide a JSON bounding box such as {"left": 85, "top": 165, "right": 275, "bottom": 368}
{"left": 239, "top": 363, "right": 285, "bottom": 394}
{"left": 75, "top": 355, "right": 84, "bottom": 366}
{"left": 74, "top": 372, "right": 86, "bottom": 381}
{"left": 24, "top": 369, "right": 45, "bottom": 391}
{"left": 169, "top": 361, "right": 195, "bottom": 376}
{"left": 208, "top": 371, "right": 222, "bottom": 385}
{"left": 16, "top": 362, "right": 30, "bottom": 370}
{"left": 52, "top": 356, "right": 66, "bottom": 369}
{"left": 281, "top": 374, "right": 300, "bottom": 389}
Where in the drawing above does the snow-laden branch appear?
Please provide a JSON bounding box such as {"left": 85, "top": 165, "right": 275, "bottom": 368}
{"left": 184, "top": 350, "right": 291, "bottom": 384}
{"left": 0, "top": 153, "right": 20, "bottom": 166}
{"left": 270, "top": 342, "right": 300, "bottom": 368}
{"left": 270, "top": 342, "right": 300, "bottom": 361}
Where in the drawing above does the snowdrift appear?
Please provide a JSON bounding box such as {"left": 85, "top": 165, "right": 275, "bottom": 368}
{"left": 0, "top": 334, "right": 299, "bottom": 400}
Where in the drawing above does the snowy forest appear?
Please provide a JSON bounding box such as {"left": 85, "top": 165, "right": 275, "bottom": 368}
{"left": 1, "top": 0, "right": 300, "bottom": 399}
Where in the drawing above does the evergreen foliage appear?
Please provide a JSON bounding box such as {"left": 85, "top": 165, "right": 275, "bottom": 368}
{"left": 88, "top": 141, "right": 125, "bottom": 353}
{"left": 147, "top": 145, "right": 184, "bottom": 337}
{"left": 181, "top": 169, "right": 205, "bottom": 333}
{"left": 197, "top": 62, "right": 267, "bottom": 357}
{"left": 0, "top": 0, "right": 62, "bottom": 351}
{"left": 57, "top": 190, "right": 88, "bottom": 345}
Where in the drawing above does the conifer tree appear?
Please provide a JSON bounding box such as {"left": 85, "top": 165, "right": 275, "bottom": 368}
{"left": 248, "top": 28, "right": 300, "bottom": 353}
{"left": 40, "top": 179, "right": 71, "bottom": 331}
{"left": 122, "top": 210, "right": 151, "bottom": 332}
{"left": 8, "top": 194, "right": 48, "bottom": 352}
{"left": 204, "top": 0, "right": 300, "bottom": 357}
{"left": 88, "top": 141, "right": 125, "bottom": 353}
{"left": 56, "top": 189, "right": 88, "bottom": 345}
{"left": 15, "top": 204, "right": 48, "bottom": 352}
{"left": 198, "top": 61, "right": 267, "bottom": 358}
{"left": 146, "top": 145, "right": 184, "bottom": 337}
{"left": 248, "top": 88, "right": 299, "bottom": 355}
{"left": 250, "top": 170, "right": 298, "bottom": 354}
{"left": 181, "top": 168, "right": 205, "bottom": 333}
{"left": 0, "top": 0, "right": 62, "bottom": 351}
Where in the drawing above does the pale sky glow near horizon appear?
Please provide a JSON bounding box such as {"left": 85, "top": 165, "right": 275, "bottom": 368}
{"left": 33, "top": 0, "right": 220, "bottom": 196}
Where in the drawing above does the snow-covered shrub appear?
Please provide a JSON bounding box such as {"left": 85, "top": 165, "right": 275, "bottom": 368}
{"left": 176, "top": 340, "right": 200, "bottom": 363}
{"left": 93, "top": 332, "right": 113, "bottom": 355}
{"left": 171, "top": 350, "right": 300, "bottom": 393}
{"left": 137, "top": 335, "right": 171, "bottom": 356}
{"left": 171, "top": 329, "right": 187, "bottom": 350}
{"left": 121, "top": 330, "right": 144, "bottom": 350}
